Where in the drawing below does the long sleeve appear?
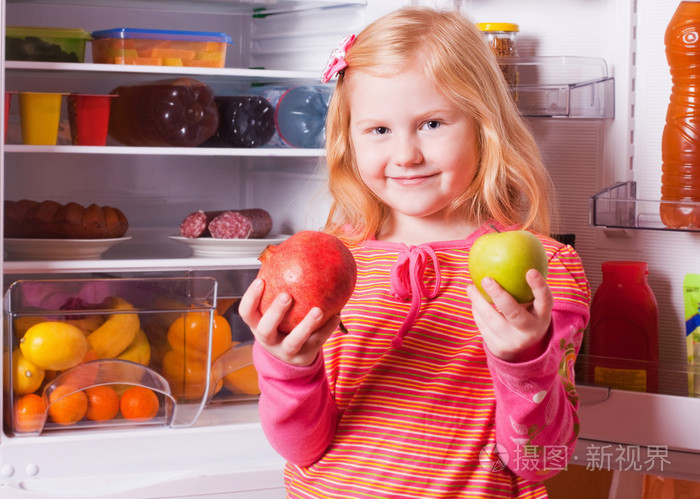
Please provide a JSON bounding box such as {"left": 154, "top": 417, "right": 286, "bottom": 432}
{"left": 253, "top": 342, "right": 340, "bottom": 466}
{"left": 485, "top": 243, "right": 590, "bottom": 483}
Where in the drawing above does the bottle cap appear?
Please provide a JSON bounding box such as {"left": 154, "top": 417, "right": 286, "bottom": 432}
{"left": 602, "top": 261, "right": 649, "bottom": 282}
{"left": 476, "top": 22, "right": 519, "bottom": 33}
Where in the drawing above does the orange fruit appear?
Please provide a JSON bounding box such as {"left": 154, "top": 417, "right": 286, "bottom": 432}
{"left": 167, "top": 313, "right": 232, "bottom": 359}
{"left": 14, "top": 394, "right": 46, "bottom": 433}
{"left": 120, "top": 386, "right": 159, "bottom": 421}
{"left": 162, "top": 348, "right": 222, "bottom": 400}
{"left": 85, "top": 385, "right": 120, "bottom": 421}
{"left": 47, "top": 384, "right": 88, "bottom": 425}
{"left": 223, "top": 365, "right": 260, "bottom": 396}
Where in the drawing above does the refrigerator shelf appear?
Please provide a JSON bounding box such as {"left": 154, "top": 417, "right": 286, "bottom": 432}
{"left": 4, "top": 60, "right": 318, "bottom": 83}
{"left": 2, "top": 145, "right": 326, "bottom": 157}
{"left": 5, "top": 0, "right": 367, "bottom": 16}
{"left": 505, "top": 56, "right": 614, "bottom": 119}
{"left": 2, "top": 228, "right": 268, "bottom": 273}
{"left": 2, "top": 257, "right": 262, "bottom": 274}
{"left": 574, "top": 354, "right": 700, "bottom": 479}
{"left": 590, "top": 181, "right": 700, "bottom": 233}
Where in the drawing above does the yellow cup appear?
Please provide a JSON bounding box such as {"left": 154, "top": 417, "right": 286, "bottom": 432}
{"left": 19, "top": 92, "right": 67, "bottom": 145}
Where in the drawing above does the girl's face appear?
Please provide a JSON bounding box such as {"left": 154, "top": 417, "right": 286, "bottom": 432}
{"left": 348, "top": 67, "right": 479, "bottom": 230}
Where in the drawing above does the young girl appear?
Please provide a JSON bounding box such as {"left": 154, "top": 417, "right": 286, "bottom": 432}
{"left": 240, "top": 6, "right": 590, "bottom": 498}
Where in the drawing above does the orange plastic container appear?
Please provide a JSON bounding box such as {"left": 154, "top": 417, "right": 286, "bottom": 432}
{"left": 91, "top": 28, "right": 232, "bottom": 68}
{"left": 660, "top": 1, "right": 700, "bottom": 229}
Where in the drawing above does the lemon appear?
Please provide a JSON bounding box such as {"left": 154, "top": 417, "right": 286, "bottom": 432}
{"left": 12, "top": 348, "right": 45, "bottom": 395}
{"left": 20, "top": 322, "right": 89, "bottom": 371}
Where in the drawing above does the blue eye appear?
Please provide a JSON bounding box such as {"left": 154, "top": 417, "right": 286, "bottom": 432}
{"left": 372, "top": 126, "right": 390, "bottom": 135}
{"left": 423, "top": 120, "right": 441, "bottom": 130}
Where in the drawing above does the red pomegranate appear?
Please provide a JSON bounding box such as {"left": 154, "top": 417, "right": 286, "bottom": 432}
{"left": 257, "top": 231, "right": 357, "bottom": 333}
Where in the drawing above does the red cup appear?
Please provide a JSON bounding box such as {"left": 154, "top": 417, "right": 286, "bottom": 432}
{"left": 4, "top": 92, "right": 11, "bottom": 141}
{"left": 67, "top": 94, "right": 116, "bottom": 146}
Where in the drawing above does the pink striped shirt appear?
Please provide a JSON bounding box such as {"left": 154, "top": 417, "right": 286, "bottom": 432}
{"left": 254, "top": 222, "right": 590, "bottom": 498}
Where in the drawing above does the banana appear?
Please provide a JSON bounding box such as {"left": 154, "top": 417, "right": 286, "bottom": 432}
{"left": 116, "top": 329, "right": 151, "bottom": 366}
{"left": 65, "top": 315, "right": 105, "bottom": 335}
{"left": 13, "top": 316, "right": 47, "bottom": 339}
{"left": 86, "top": 297, "right": 140, "bottom": 359}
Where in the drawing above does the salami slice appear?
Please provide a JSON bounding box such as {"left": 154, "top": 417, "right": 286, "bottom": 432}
{"left": 179, "top": 210, "right": 223, "bottom": 238}
{"left": 208, "top": 209, "right": 272, "bottom": 239}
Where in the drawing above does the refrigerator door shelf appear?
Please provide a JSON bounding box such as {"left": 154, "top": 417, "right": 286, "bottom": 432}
{"left": 590, "top": 181, "right": 700, "bottom": 233}
{"left": 577, "top": 385, "right": 700, "bottom": 481}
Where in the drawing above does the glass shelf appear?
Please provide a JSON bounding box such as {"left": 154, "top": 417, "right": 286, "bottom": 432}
{"left": 590, "top": 181, "right": 700, "bottom": 233}
{"left": 504, "top": 56, "right": 614, "bottom": 119}
{"left": 5, "top": 0, "right": 367, "bottom": 16}
{"left": 2, "top": 228, "right": 263, "bottom": 274}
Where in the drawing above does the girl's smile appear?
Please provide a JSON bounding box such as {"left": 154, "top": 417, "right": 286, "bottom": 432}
{"left": 388, "top": 173, "right": 439, "bottom": 185}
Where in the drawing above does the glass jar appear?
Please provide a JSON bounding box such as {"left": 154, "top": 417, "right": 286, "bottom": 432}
{"left": 476, "top": 22, "right": 520, "bottom": 93}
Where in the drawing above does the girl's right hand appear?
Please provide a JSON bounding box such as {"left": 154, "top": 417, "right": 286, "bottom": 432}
{"left": 238, "top": 278, "right": 341, "bottom": 367}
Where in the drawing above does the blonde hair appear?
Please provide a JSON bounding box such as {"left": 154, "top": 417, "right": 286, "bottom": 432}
{"left": 324, "top": 6, "right": 553, "bottom": 243}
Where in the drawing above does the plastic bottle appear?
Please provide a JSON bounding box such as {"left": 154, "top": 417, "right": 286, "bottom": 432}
{"left": 256, "top": 85, "right": 333, "bottom": 148}
{"left": 588, "top": 261, "right": 659, "bottom": 393}
{"left": 660, "top": 1, "right": 700, "bottom": 229}
{"left": 202, "top": 96, "right": 276, "bottom": 148}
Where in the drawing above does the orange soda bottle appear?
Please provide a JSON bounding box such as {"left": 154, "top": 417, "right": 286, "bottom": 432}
{"left": 660, "top": 1, "right": 700, "bottom": 229}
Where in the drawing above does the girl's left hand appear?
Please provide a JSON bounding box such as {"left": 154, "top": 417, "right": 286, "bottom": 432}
{"left": 467, "top": 268, "right": 553, "bottom": 363}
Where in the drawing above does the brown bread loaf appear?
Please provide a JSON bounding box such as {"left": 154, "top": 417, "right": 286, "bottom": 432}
{"left": 4, "top": 200, "right": 129, "bottom": 239}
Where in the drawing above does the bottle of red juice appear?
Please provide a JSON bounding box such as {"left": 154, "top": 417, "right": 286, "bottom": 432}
{"left": 588, "top": 261, "right": 659, "bottom": 393}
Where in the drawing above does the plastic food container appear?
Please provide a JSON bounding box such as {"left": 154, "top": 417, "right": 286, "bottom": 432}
{"left": 4, "top": 277, "right": 224, "bottom": 435}
{"left": 91, "top": 28, "right": 232, "bottom": 67}
{"left": 6, "top": 26, "right": 90, "bottom": 63}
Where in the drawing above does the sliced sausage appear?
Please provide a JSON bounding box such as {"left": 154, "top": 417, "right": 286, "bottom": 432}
{"left": 179, "top": 210, "right": 223, "bottom": 238}
{"left": 208, "top": 209, "right": 272, "bottom": 239}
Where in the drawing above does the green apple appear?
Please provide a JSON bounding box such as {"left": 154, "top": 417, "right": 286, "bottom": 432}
{"left": 468, "top": 229, "right": 548, "bottom": 304}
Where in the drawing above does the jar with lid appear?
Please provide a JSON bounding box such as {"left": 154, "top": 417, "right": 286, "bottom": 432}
{"left": 476, "top": 22, "right": 520, "bottom": 92}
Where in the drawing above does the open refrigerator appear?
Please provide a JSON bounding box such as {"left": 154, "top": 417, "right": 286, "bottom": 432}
{"left": 1, "top": 0, "right": 699, "bottom": 497}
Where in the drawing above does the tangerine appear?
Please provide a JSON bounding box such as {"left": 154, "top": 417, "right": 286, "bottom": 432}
{"left": 167, "top": 313, "right": 232, "bottom": 359}
{"left": 162, "top": 348, "right": 222, "bottom": 400}
{"left": 14, "top": 394, "right": 46, "bottom": 433}
{"left": 223, "top": 364, "right": 260, "bottom": 396}
{"left": 120, "top": 386, "right": 159, "bottom": 421}
{"left": 47, "top": 384, "right": 88, "bottom": 425}
{"left": 85, "top": 385, "right": 120, "bottom": 421}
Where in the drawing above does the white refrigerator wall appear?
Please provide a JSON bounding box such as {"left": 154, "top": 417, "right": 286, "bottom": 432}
{"left": 2, "top": 0, "right": 700, "bottom": 496}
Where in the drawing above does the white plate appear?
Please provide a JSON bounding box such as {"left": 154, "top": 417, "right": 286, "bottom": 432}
{"left": 4, "top": 237, "right": 132, "bottom": 260}
{"left": 169, "top": 235, "right": 290, "bottom": 258}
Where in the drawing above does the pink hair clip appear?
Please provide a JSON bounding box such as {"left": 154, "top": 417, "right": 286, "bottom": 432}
{"left": 321, "top": 34, "right": 356, "bottom": 83}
